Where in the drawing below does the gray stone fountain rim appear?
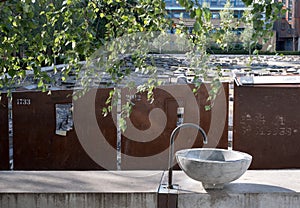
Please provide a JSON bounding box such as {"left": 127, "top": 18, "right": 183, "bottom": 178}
{"left": 175, "top": 148, "right": 252, "bottom": 163}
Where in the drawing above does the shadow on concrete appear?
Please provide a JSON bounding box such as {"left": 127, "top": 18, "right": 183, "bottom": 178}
{"left": 0, "top": 171, "right": 164, "bottom": 193}
{"left": 175, "top": 182, "right": 296, "bottom": 194}
{"left": 222, "top": 183, "right": 297, "bottom": 193}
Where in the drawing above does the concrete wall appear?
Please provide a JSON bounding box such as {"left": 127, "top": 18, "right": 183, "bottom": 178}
{"left": 1, "top": 170, "right": 300, "bottom": 208}
{"left": 178, "top": 193, "right": 300, "bottom": 208}
{"left": 0, "top": 193, "right": 156, "bottom": 208}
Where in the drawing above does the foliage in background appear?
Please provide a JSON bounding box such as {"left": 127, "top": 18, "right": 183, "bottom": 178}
{"left": 0, "top": 0, "right": 168, "bottom": 91}
{"left": 217, "top": 0, "right": 238, "bottom": 52}
{"left": 0, "top": 0, "right": 285, "bottom": 86}
{"left": 240, "top": 9, "right": 255, "bottom": 54}
{"left": 1, "top": 0, "right": 94, "bottom": 90}
{"left": 0, "top": 0, "right": 284, "bottom": 129}
{"left": 243, "top": 0, "right": 285, "bottom": 50}
{"left": 173, "top": 0, "right": 284, "bottom": 108}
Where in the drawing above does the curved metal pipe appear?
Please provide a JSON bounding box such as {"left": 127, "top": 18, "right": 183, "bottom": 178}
{"left": 168, "top": 123, "right": 208, "bottom": 189}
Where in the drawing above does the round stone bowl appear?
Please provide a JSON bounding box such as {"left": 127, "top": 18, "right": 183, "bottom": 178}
{"left": 175, "top": 148, "right": 252, "bottom": 189}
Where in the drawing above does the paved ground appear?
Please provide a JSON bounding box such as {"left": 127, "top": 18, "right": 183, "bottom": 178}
{"left": 5, "top": 54, "right": 300, "bottom": 90}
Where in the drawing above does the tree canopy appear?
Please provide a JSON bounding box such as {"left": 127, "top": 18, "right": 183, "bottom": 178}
{"left": 0, "top": 0, "right": 284, "bottom": 130}
{"left": 0, "top": 0, "right": 168, "bottom": 89}
{"left": 0, "top": 0, "right": 284, "bottom": 90}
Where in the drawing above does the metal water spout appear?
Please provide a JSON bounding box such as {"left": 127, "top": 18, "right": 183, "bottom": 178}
{"left": 168, "top": 123, "right": 208, "bottom": 189}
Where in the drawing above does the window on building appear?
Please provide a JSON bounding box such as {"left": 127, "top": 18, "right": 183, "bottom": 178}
{"left": 234, "top": 11, "right": 244, "bottom": 18}
{"left": 212, "top": 12, "right": 220, "bottom": 19}
{"left": 281, "top": 22, "right": 286, "bottom": 30}
{"left": 288, "top": 12, "right": 292, "bottom": 22}
{"left": 165, "top": 0, "right": 179, "bottom": 7}
{"left": 234, "top": 0, "right": 245, "bottom": 7}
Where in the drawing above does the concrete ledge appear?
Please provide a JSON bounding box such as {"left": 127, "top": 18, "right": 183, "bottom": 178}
{"left": 168, "top": 170, "right": 300, "bottom": 208}
{"left": 0, "top": 193, "right": 157, "bottom": 208}
{"left": 1, "top": 170, "right": 300, "bottom": 208}
{"left": 0, "top": 171, "right": 164, "bottom": 208}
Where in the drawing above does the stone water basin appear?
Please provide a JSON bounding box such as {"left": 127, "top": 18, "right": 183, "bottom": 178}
{"left": 175, "top": 148, "right": 252, "bottom": 189}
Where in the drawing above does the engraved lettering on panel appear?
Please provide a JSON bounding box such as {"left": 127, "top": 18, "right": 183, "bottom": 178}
{"left": 16, "top": 98, "right": 31, "bottom": 105}
{"left": 239, "top": 112, "right": 298, "bottom": 137}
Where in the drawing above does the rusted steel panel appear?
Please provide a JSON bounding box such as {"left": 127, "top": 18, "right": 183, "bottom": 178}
{"left": 121, "top": 83, "right": 229, "bottom": 170}
{"left": 198, "top": 83, "right": 229, "bottom": 150}
{"left": 233, "top": 84, "right": 300, "bottom": 169}
{"left": 0, "top": 93, "right": 9, "bottom": 170}
{"left": 13, "top": 89, "right": 116, "bottom": 170}
{"left": 73, "top": 88, "right": 118, "bottom": 170}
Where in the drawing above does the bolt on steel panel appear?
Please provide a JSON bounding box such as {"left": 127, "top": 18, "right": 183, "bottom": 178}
{"left": 234, "top": 84, "right": 300, "bottom": 169}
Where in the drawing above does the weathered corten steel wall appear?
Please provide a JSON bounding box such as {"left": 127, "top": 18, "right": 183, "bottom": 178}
{"left": 12, "top": 89, "right": 117, "bottom": 170}
{"left": 0, "top": 93, "right": 9, "bottom": 170}
{"left": 234, "top": 84, "right": 300, "bottom": 169}
{"left": 12, "top": 84, "right": 228, "bottom": 170}
{"left": 121, "top": 83, "right": 229, "bottom": 170}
